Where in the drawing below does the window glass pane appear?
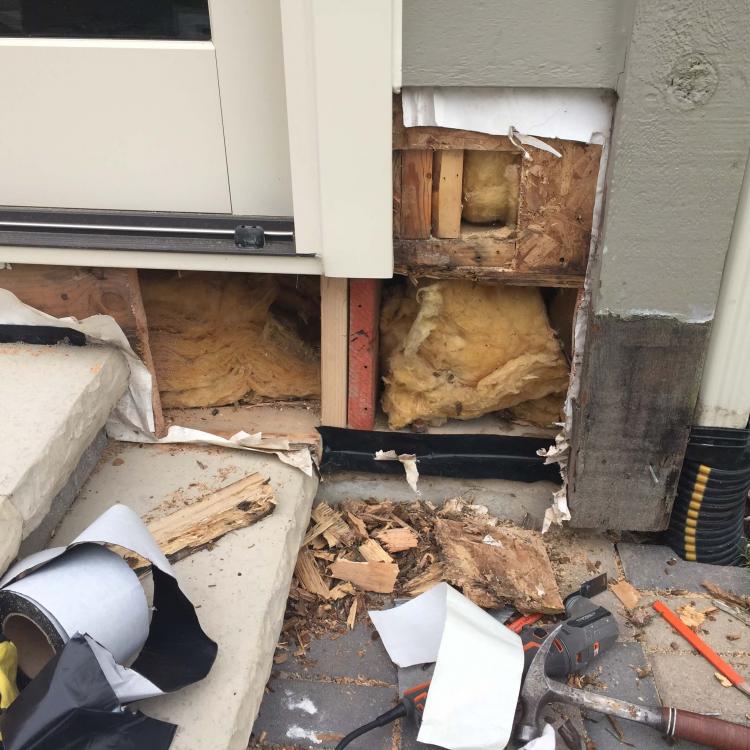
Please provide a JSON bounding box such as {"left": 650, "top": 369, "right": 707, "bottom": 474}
{"left": 0, "top": 0, "right": 211, "bottom": 40}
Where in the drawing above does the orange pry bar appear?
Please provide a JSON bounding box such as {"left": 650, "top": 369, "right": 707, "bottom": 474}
{"left": 653, "top": 600, "right": 750, "bottom": 698}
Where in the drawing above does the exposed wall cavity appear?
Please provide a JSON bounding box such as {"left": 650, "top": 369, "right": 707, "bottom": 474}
{"left": 140, "top": 271, "right": 320, "bottom": 409}
{"left": 379, "top": 280, "right": 569, "bottom": 430}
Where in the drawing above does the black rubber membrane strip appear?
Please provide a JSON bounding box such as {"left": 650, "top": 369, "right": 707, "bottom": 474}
{"left": 0, "top": 325, "right": 86, "bottom": 347}
{"left": 318, "top": 427, "right": 560, "bottom": 483}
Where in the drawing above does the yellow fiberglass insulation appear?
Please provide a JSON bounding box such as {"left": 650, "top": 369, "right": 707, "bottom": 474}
{"left": 380, "top": 281, "right": 569, "bottom": 429}
{"left": 461, "top": 151, "right": 521, "bottom": 225}
{"left": 141, "top": 271, "right": 320, "bottom": 408}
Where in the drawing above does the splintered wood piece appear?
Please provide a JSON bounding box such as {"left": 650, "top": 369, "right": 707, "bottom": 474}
{"left": 434, "top": 519, "right": 564, "bottom": 612}
{"left": 329, "top": 559, "right": 399, "bottom": 594}
{"left": 345, "top": 511, "right": 369, "bottom": 540}
{"left": 295, "top": 550, "right": 331, "bottom": 600}
{"left": 610, "top": 580, "right": 641, "bottom": 611}
{"left": 359, "top": 538, "right": 394, "bottom": 564}
{"left": 702, "top": 581, "right": 750, "bottom": 611}
{"left": 302, "top": 515, "right": 338, "bottom": 548}
{"left": 329, "top": 581, "right": 356, "bottom": 600}
{"left": 401, "top": 150, "right": 433, "bottom": 239}
{"left": 402, "top": 563, "right": 445, "bottom": 597}
{"left": 431, "top": 150, "right": 464, "bottom": 238}
{"left": 347, "top": 598, "right": 358, "bottom": 630}
{"left": 311, "top": 503, "right": 354, "bottom": 547}
{"left": 375, "top": 527, "right": 419, "bottom": 553}
{"left": 144, "top": 472, "right": 275, "bottom": 563}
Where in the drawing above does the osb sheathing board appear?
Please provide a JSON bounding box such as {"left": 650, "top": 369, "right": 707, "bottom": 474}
{"left": 140, "top": 271, "right": 320, "bottom": 409}
{"left": 380, "top": 280, "right": 569, "bottom": 429}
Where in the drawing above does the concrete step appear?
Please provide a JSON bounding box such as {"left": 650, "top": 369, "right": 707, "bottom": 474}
{"left": 53, "top": 440, "right": 319, "bottom": 750}
{"left": 0, "top": 342, "right": 130, "bottom": 571}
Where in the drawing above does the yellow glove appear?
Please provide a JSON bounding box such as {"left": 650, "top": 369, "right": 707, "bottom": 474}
{"left": 0, "top": 638, "right": 19, "bottom": 711}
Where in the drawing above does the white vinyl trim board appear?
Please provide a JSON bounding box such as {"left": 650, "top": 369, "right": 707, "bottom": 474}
{"left": 0, "top": 39, "right": 231, "bottom": 213}
{"left": 208, "top": 0, "right": 294, "bottom": 217}
{"left": 280, "top": 0, "right": 395, "bottom": 278}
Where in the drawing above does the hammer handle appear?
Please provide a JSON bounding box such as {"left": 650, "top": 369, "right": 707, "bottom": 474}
{"left": 665, "top": 708, "right": 750, "bottom": 750}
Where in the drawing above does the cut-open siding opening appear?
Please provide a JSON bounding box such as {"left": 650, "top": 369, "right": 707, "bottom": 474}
{"left": 139, "top": 270, "right": 321, "bottom": 411}
{"left": 371, "top": 277, "right": 577, "bottom": 440}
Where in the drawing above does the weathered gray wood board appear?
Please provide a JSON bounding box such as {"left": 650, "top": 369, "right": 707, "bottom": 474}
{"left": 570, "top": 316, "right": 709, "bottom": 530}
{"left": 402, "top": 0, "right": 635, "bottom": 89}
{"left": 570, "top": 0, "right": 750, "bottom": 530}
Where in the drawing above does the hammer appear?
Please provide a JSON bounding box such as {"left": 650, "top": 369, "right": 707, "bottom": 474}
{"left": 515, "top": 626, "right": 750, "bottom": 750}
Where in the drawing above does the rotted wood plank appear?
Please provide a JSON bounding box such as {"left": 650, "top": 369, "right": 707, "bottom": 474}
{"left": 516, "top": 140, "right": 602, "bottom": 275}
{"left": 569, "top": 316, "right": 710, "bottom": 531}
{"left": 401, "top": 150, "right": 433, "bottom": 239}
{"left": 347, "top": 279, "right": 381, "bottom": 431}
{"left": 0, "top": 264, "right": 165, "bottom": 435}
{"left": 394, "top": 234, "right": 584, "bottom": 287}
{"left": 431, "top": 150, "right": 464, "bottom": 238}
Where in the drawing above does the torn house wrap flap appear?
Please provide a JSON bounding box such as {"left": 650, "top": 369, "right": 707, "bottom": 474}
{"left": 369, "top": 583, "right": 523, "bottom": 750}
{"left": 0, "top": 504, "right": 217, "bottom": 706}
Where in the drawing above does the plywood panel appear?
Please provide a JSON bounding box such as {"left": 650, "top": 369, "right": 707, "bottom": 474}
{"left": 516, "top": 140, "right": 602, "bottom": 275}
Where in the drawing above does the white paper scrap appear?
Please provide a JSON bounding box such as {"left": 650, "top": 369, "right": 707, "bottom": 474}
{"left": 520, "top": 724, "right": 556, "bottom": 750}
{"left": 374, "top": 450, "right": 420, "bottom": 494}
{"left": 369, "top": 583, "right": 523, "bottom": 750}
{"left": 402, "top": 86, "right": 614, "bottom": 144}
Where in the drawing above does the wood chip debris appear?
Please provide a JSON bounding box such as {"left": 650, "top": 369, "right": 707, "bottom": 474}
{"left": 286, "top": 497, "right": 566, "bottom": 643}
{"left": 434, "top": 518, "right": 564, "bottom": 612}
{"left": 677, "top": 603, "right": 716, "bottom": 630}
{"left": 715, "top": 672, "right": 733, "bottom": 688}
{"left": 374, "top": 526, "right": 419, "bottom": 552}
{"left": 609, "top": 580, "right": 641, "bottom": 611}
{"left": 329, "top": 559, "right": 400, "bottom": 594}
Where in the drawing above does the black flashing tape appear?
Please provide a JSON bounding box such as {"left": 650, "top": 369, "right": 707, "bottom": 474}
{"left": 1, "top": 635, "right": 177, "bottom": 750}
{"left": 0, "top": 325, "right": 86, "bottom": 347}
{"left": 317, "top": 427, "right": 560, "bottom": 483}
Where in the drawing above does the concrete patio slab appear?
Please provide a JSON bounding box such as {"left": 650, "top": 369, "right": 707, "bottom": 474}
{"left": 618, "top": 543, "right": 750, "bottom": 596}
{"left": 53, "top": 440, "right": 319, "bottom": 750}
